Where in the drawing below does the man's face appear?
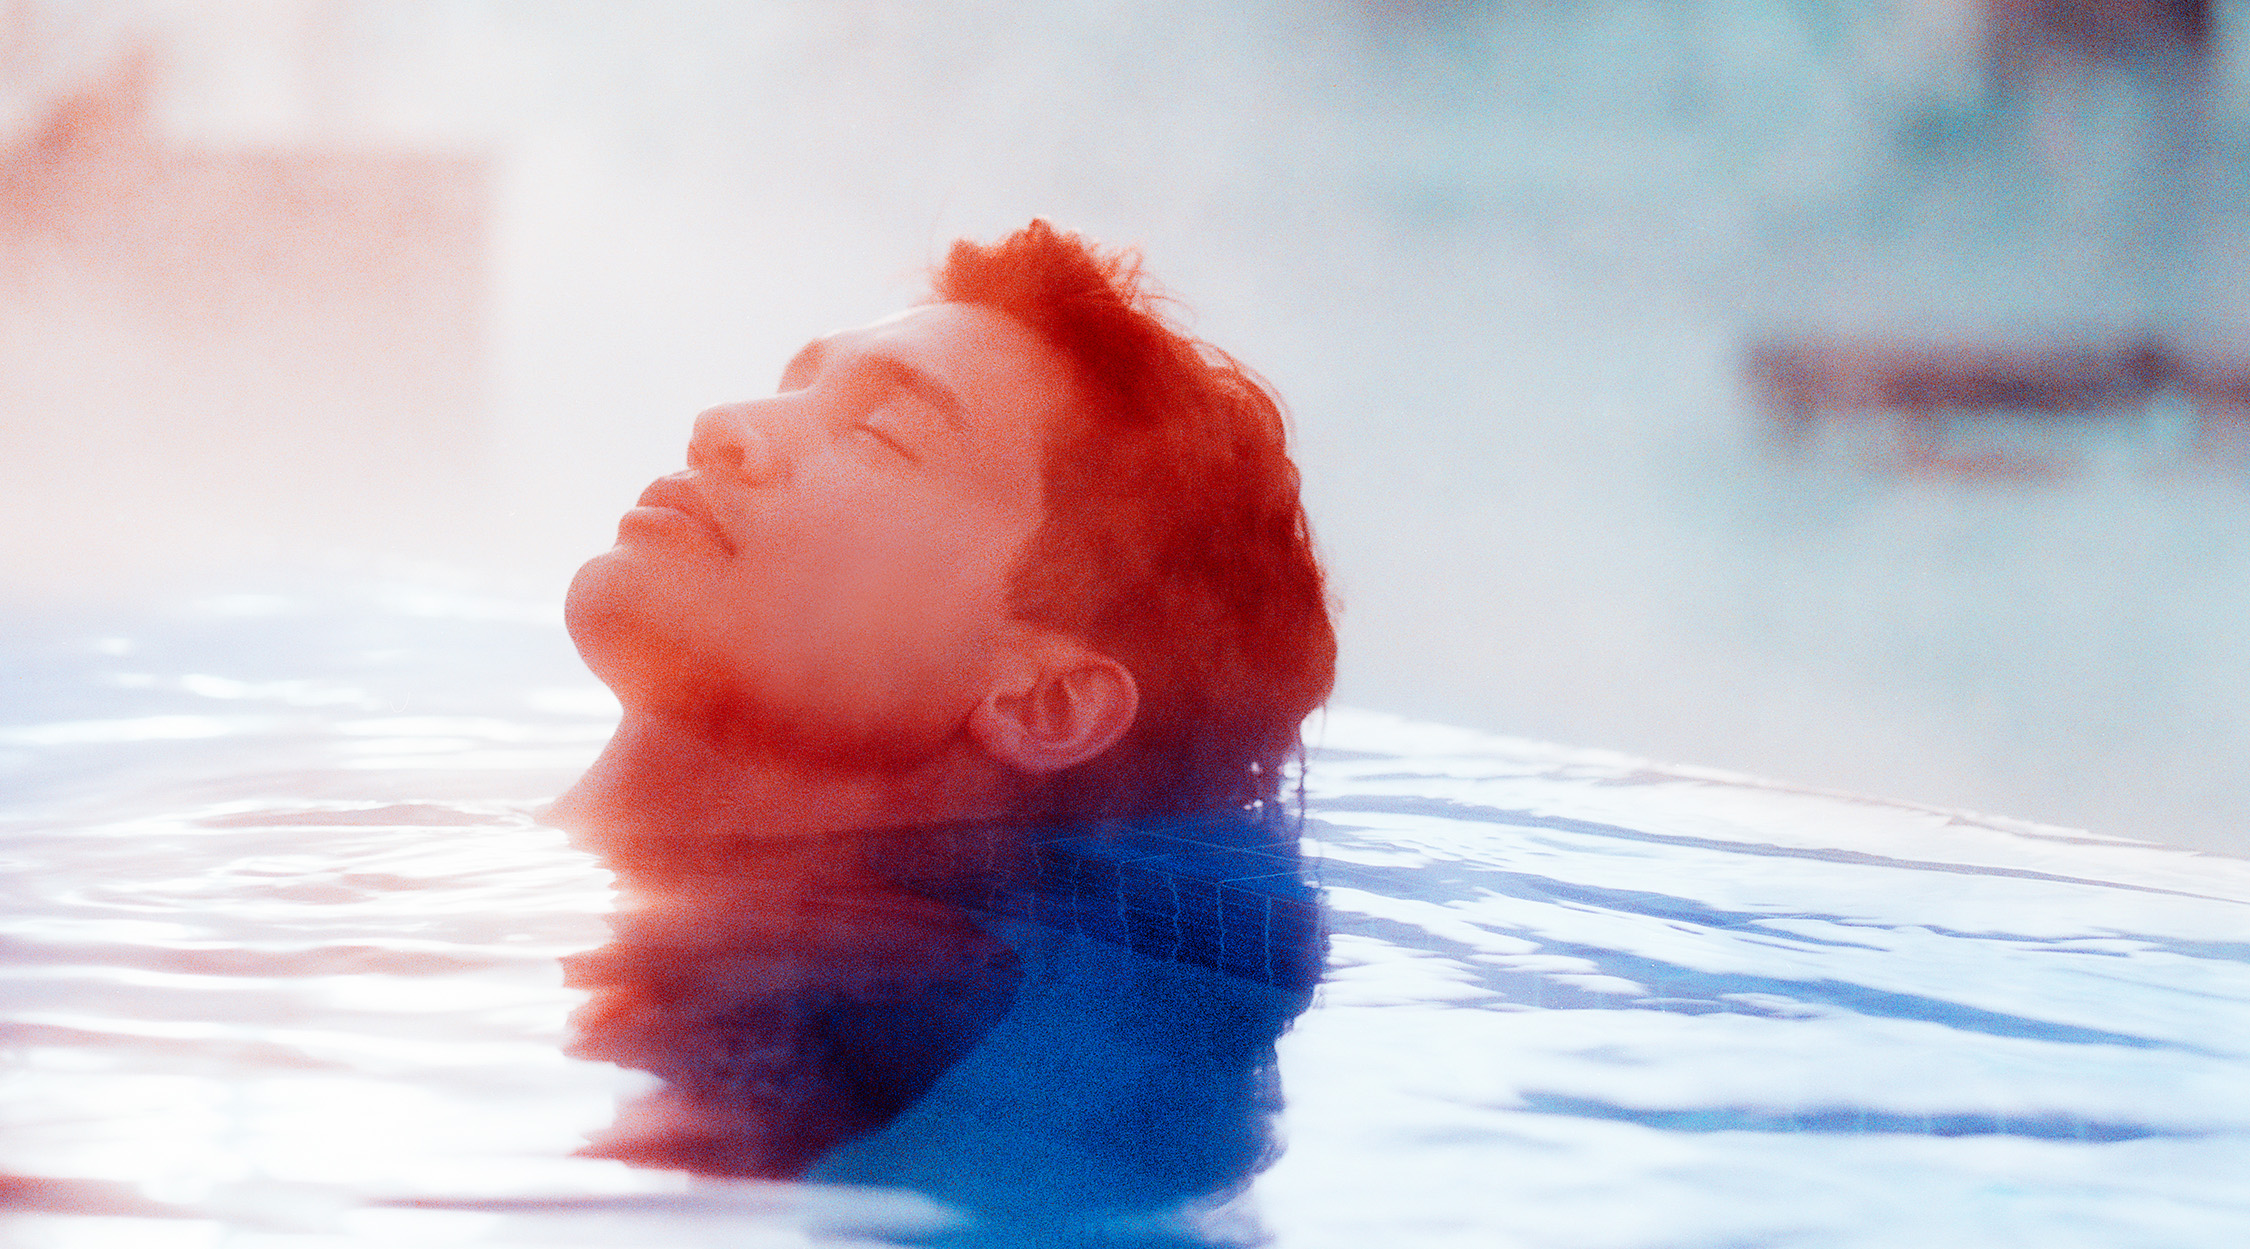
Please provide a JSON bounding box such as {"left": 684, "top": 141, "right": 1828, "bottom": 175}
{"left": 567, "top": 302, "right": 1073, "bottom": 762}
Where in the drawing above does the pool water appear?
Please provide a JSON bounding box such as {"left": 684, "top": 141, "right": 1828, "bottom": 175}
{"left": 3, "top": 582, "right": 2247, "bottom": 1248}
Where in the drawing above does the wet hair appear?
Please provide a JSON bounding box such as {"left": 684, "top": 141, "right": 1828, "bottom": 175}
{"left": 930, "top": 220, "right": 1336, "bottom": 825}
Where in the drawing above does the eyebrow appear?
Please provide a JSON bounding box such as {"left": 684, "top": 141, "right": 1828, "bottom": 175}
{"left": 864, "top": 353, "right": 967, "bottom": 433}
{"left": 783, "top": 339, "right": 967, "bottom": 434}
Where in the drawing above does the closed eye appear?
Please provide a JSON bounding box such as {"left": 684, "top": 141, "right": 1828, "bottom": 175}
{"left": 856, "top": 420, "right": 921, "bottom": 463}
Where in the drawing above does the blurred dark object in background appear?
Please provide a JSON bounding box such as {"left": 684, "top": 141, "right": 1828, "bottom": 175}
{"left": 1986, "top": 0, "right": 2211, "bottom": 77}
{"left": 1745, "top": 331, "right": 2250, "bottom": 479}
{"left": 1746, "top": 0, "right": 2233, "bottom": 480}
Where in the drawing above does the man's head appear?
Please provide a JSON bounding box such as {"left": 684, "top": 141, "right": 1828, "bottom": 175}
{"left": 566, "top": 221, "right": 1332, "bottom": 825}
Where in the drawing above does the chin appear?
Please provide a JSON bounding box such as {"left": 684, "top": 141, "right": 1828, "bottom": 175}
{"left": 566, "top": 547, "right": 689, "bottom": 702}
{"left": 565, "top": 547, "right": 630, "bottom": 643}
{"left": 565, "top": 547, "right": 772, "bottom": 728}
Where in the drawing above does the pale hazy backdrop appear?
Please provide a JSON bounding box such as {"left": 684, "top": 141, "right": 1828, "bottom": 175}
{"left": 8, "top": 0, "right": 2250, "bottom": 854}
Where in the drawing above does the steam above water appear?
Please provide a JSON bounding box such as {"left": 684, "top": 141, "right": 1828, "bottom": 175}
{"left": 10, "top": 0, "right": 2250, "bottom": 852}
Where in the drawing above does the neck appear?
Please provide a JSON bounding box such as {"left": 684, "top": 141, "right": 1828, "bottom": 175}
{"left": 545, "top": 710, "right": 1020, "bottom": 870}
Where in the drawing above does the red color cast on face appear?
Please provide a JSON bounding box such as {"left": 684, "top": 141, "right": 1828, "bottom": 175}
{"left": 565, "top": 303, "right": 1076, "bottom": 765}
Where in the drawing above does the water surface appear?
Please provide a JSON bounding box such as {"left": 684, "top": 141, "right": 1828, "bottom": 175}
{"left": 4, "top": 582, "right": 2247, "bottom": 1247}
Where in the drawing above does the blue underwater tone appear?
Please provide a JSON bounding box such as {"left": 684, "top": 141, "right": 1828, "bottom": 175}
{"left": 2, "top": 582, "right": 2247, "bottom": 1247}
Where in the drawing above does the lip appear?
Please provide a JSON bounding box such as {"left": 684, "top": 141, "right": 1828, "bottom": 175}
{"left": 629, "top": 475, "right": 736, "bottom": 556}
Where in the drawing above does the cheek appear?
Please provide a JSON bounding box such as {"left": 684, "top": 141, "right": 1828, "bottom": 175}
{"left": 801, "top": 528, "right": 1012, "bottom": 686}
{"left": 703, "top": 480, "right": 1028, "bottom": 735}
{"left": 782, "top": 478, "right": 1024, "bottom": 628}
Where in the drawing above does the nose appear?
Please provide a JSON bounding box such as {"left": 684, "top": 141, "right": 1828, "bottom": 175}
{"left": 687, "top": 400, "right": 788, "bottom": 485}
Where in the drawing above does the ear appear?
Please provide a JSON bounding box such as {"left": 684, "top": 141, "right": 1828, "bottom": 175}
{"left": 968, "top": 633, "right": 1139, "bottom": 776}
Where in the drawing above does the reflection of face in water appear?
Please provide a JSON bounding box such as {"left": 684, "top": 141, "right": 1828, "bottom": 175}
{"left": 564, "top": 833, "right": 1026, "bottom": 1179}
{"left": 563, "top": 817, "right": 1322, "bottom": 1244}
{"left": 546, "top": 222, "right": 1336, "bottom": 1244}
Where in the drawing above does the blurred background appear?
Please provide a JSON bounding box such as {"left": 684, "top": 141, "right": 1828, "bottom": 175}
{"left": 6, "top": 0, "right": 2250, "bottom": 853}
